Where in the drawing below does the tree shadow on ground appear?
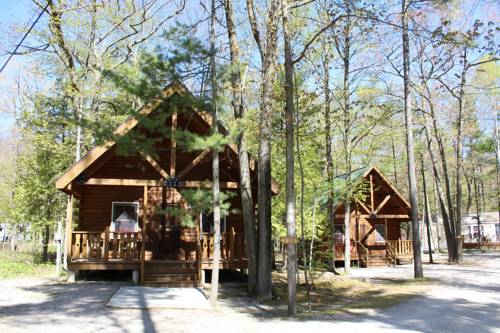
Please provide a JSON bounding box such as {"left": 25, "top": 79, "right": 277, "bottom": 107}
{"left": 0, "top": 282, "right": 159, "bottom": 333}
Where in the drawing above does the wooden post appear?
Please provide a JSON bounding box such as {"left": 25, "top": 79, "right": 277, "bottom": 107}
{"left": 170, "top": 112, "right": 177, "bottom": 177}
{"left": 229, "top": 227, "right": 236, "bottom": 260}
{"left": 385, "top": 218, "right": 388, "bottom": 244}
{"left": 141, "top": 185, "right": 148, "bottom": 284}
{"left": 370, "top": 174, "right": 375, "bottom": 212}
{"left": 64, "top": 194, "right": 74, "bottom": 269}
{"left": 196, "top": 213, "right": 202, "bottom": 283}
{"left": 103, "top": 226, "right": 110, "bottom": 261}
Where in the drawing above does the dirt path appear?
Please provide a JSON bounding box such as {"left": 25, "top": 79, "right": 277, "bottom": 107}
{"left": 0, "top": 252, "right": 499, "bottom": 333}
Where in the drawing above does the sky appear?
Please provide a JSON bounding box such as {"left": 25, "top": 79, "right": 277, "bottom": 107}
{"left": 0, "top": 0, "right": 38, "bottom": 136}
{"left": 0, "top": 0, "right": 497, "bottom": 137}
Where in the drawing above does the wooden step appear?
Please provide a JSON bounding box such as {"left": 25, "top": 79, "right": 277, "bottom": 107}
{"left": 144, "top": 268, "right": 197, "bottom": 273}
{"left": 143, "top": 281, "right": 198, "bottom": 288}
{"left": 142, "top": 260, "right": 199, "bottom": 286}
{"left": 144, "top": 276, "right": 197, "bottom": 283}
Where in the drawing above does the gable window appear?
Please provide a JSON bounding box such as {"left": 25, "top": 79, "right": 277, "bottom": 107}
{"left": 200, "top": 212, "right": 226, "bottom": 234}
{"left": 111, "top": 202, "right": 139, "bottom": 233}
{"left": 375, "top": 224, "right": 386, "bottom": 243}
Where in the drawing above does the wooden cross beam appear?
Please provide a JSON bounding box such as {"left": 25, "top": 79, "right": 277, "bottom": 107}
{"left": 361, "top": 226, "right": 376, "bottom": 245}
{"left": 140, "top": 152, "right": 170, "bottom": 179}
{"left": 355, "top": 198, "right": 372, "bottom": 215}
{"left": 177, "top": 149, "right": 211, "bottom": 179}
{"left": 374, "top": 194, "right": 391, "bottom": 215}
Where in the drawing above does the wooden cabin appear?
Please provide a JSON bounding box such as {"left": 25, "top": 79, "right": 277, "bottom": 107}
{"left": 332, "top": 166, "right": 414, "bottom": 267}
{"left": 56, "top": 81, "right": 270, "bottom": 286}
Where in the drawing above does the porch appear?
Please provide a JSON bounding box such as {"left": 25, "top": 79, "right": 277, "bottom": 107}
{"left": 67, "top": 228, "right": 247, "bottom": 285}
{"left": 333, "top": 240, "right": 414, "bottom": 267}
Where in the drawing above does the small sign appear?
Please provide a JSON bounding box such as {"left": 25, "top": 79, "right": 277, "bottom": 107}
{"left": 280, "top": 236, "right": 298, "bottom": 245}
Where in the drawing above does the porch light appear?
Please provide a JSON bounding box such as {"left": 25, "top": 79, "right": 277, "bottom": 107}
{"left": 76, "top": 172, "right": 88, "bottom": 184}
{"left": 164, "top": 177, "right": 181, "bottom": 188}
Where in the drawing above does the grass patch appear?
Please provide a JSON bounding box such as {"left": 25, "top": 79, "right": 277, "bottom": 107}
{"left": 268, "top": 270, "right": 434, "bottom": 317}
{"left": 0, "top": 243, "right": 56, "bottom": 279}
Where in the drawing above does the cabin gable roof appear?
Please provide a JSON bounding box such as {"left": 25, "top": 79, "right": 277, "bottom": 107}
{"left": 55, "top": 80, "right": 273, "bottom": 193}
{"left": 333, "top": 166, "right": 411, "bottom": 218}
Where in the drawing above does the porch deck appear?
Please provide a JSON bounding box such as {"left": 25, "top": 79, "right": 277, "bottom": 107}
{"left": 331, "top": 240, "right": 413, "bottom": 267}
{"left": 67, "top": 229, "right": 247, "bottom": 274}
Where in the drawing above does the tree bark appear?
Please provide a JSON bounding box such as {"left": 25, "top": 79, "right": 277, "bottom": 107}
{"left": 209, "top": 0, "right": 221, "bottom": 308}
{"left": 42, "top": 224, "right": 50, "bottom": 263}
{"left": 323, "top": 48, "right": 337, "bottom": 272}
{"left": 424, "top": 123, "right": 456, "bottom": 261}
{"left": 339, "top": 1, "right": 352, "bottom": 274}
{"left": 223, "top": 0, "right": 258, "bottom": 297}
{"left": 401, "top": 0, "right": 423, "bottom": 278}
{"left": 421, "top": 82, "right": 457, "bottom": 260}
{"left": 454, "top": 47, "right": 468, "bottom": 264}
{"left": 282, "top": 0, "right": 297, "bottom": 315}
{"left": 248, "top": 0, "right": 281, "bottom": 301}
{"left": 421, "top": 156, "right": 434, "bottom": 264}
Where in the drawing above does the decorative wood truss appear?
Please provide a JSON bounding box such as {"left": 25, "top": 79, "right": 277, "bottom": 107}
{"left": 334, "top": 166, "right": 411, "bottom": 220}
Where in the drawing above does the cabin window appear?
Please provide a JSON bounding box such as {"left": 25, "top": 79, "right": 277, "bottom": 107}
{"left": 201, "top": 212, "right": 226, "bottom": 234}
{"left": 111, "top": 202, "right": 139, "bottom": 233}
{"left": 496, "top": 224, "right": 500, "bottom": 241}
{"left": 469, "top": 225, "right": 484, "bottom": 241}
{"left": 334, "top": 225, "right": 344, "bottom": 243}
{"left": 375, "top": 224, "right": 386, "bottom": 243}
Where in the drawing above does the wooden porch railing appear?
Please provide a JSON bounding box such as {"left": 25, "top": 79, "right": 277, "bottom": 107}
{"left": 201, "top": 229, "right": 246, "bottom": 261}
{"left": 71, "top": 228, "right": 142, "bottom": 261}
{"left": 334, "top": 240, "right": 359, "bottom": 257}
{"left": 387, "top": 240, "right": 413, "bottom": 258}
{"left": 356, "top": 241, "right": 369, "bottom": 267}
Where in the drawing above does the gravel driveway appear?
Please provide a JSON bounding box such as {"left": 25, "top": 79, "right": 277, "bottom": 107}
{"left": 0, "top": 252, "right": 499, "bottom": 333}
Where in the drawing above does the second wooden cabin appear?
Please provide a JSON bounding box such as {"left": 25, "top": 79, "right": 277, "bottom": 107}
{"left": 329, "top": 166, "right": 414, "bottom": 267}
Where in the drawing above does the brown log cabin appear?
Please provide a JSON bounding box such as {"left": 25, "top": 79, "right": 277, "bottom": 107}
{"left": 331, "top": 166, "right": 414, "bottom": 267}
{"left": 56, "top": 81, "right": 274, "bottom": 287}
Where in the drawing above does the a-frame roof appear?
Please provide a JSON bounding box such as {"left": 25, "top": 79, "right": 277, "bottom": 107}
{"left": 55, "top": 80, "right": 271, "bottom": 193}
{"left": 333, "top": 165, "right": 411, "bottom": 217}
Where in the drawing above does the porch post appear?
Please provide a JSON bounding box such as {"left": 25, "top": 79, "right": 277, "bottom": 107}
{"left": 141, "top": 185, "right": 148, "bottom": 284}
{"left": 170, "top": 111, "right": 177, "bottom": 177}
{"left": 64, "top": 192, "right": 74, "bottom": 270}
{"left": 385, "top": 218, "right": 388, "bottom": 243}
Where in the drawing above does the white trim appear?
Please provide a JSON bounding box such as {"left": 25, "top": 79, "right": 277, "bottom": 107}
{"left": 110, "top": 201, "right": 139, "bottom": 232}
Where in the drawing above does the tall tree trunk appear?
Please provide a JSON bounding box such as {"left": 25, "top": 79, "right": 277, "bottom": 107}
{"left": 282, "top": 0, "right": 297, "bottom": 315}
{"left": 401, "top": 0, "right": 423, "bottom": 278}
{"left": 472, "top": 156, "right": 482, "bottom": 241}
{"left": 339, "top": 1, "right": 352, "bottom": 274}
{"left": 422, "top": 82, "right": 457, "bottom": 260}
{"left": 421, "top": 156, "right": 434, "bottom": 264}
{"left": 494, "top": 108, "right": 500, "bottom": 222}
{"left": 323, "top": 49, "right": 337, "bottom": 272}
{"left": 253, "top": 0, "right": 281, "bottom": 301}
{"left": 42, "top": 224, "right": 50, "bottom": 263}
{"left": 295, "top": 76, "right": 311, "bottom": 312}
{"left": 209, "top": 0, "right": 221, "bottom": 308}
{"left": 464, "top": 170, "right": 472, "bottom": 214}
{"left": 454, "top": 47, "right": 468, "bottom": 264}
{"left": 391, "top": 126, "right": 399, "bottom": 186}
{"left": 223, "top": 0, "right": 257, "bottom": 297}
{"left": 424, "top": 123, "right": 456, "bottom": 260}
